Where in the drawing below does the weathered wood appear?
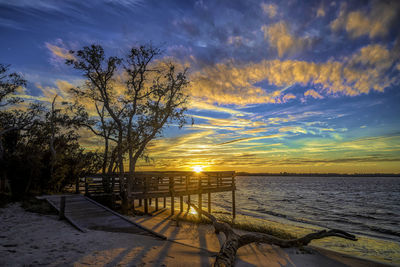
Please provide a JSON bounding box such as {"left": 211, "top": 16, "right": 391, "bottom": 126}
{"left": 208, "top": 192, "right": 211, "bottom": 213}
{"left": 59, "top": 196, "right": 66, "bottom": 220}
{"left": 85, "top": 180, "right": 89, "bottom": 196}
{"left": 187, "top": 201, "right": 357, "bottom": 267}
{"left": 169, "top": 176, "right": 175, "bottom": 215}
{"left": 232, "top": 174, "right": 236, "bottom": 219}
{"left": 163, "top": 197, "right": 166, "bottom": 208}
{"left": 198, "top": 177, "right": 202, "bottom": 219}
{"left": 232, "top": 189, "right": 236, "bottom": 219}
{"left": 84, "top": 171, "right": 237, "bottom": 219}
{"left": 43, "top": 196, "right": 86, "bottom": 233}
{"left": 207, "top": 176, "right": 211, "bottom": 213}
{"left": 198, "top": 194, "right": 202, "bottom": 219}
{"left": 144, "top": 198, "right": 148, "bottom": 214}
{"left": 129, "top": 186, "right": 235, "bottom": 199}
{"left": 171, "top": 196, "right": 175, "bottom": 215}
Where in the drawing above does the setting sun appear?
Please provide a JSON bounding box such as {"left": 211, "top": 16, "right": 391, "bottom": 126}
{"left": 192, "top": 166, "right": 203, "bottom": 173}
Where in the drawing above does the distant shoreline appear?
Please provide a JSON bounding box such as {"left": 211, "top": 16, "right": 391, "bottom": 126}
{"left": 236, "top": 172, "right": 400, "bottom": 177}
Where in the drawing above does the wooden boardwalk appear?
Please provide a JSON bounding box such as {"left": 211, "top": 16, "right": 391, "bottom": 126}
{"left": 40, "top": 194, "right": 165, "bottom": 239}
{"left": 84, "top": 171, "right": 237, "bottom": 217}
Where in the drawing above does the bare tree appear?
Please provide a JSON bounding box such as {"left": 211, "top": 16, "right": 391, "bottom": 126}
{"left": 67, "top": 44, "right": 190, "bottom": 211}
{"left": 123, "top": 45, "right": 189, "bottom": 200}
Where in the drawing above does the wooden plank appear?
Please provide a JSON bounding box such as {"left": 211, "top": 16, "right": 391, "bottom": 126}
{"left": 144, "top": 198, "right": 148, "bottom": 214}
{"left": 171, "top": 196, "right": 174, "bottom": 215}
{"left": 83, "top": 196, "right": 166, "bottom": 240}
{"left": 208, "top": 192, "right": 211, "bottom": 213}
{"left": 44, "top": 197, "right": 86, "bottom": 233}
{"left": 232, "top": 189, "right": 236, "bottom": 219}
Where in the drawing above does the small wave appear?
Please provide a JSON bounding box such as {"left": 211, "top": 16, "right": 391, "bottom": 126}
{"left": 350, "top": 214, "right": 378, "bottom": 220}
{"left": 332, "top": 218, "right": 363, "bottom": 226}
{"left": 368, "top": 226, "right": 400, "bottom": 237}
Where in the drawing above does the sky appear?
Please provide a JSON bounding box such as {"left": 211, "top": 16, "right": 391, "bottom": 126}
{"left": 1, "top": 0, "right": 400, "bottom": 173}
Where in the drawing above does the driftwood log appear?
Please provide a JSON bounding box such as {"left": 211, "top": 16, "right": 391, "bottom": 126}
{"left": 187, "top": 201, "right": 357, "bottom": 267}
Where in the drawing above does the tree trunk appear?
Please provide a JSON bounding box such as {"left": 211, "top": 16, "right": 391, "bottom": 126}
{"left": 187, "top": 201, "right": 357, "bottom": 267}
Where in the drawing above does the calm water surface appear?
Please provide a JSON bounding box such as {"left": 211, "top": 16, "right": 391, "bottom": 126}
{"left": 212, "top": 176, "right": 400, "bottom": 242}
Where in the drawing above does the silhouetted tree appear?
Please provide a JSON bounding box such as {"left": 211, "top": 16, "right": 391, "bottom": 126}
{"left": 67, "top": 44, "right": 190, "bottom": 211}
{"left": 0, "top": 65, "right": 102, "bottom": 197}
{"left": 0, "top": 64, "right": 29, "bottom": 161}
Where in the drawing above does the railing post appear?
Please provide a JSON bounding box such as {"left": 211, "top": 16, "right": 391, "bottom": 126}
{"left": 186, "top": 176, "right": 191, "bottom": 211}
{"left": 84, "top": 177, "right": 89, "bottom": 196}
{"left": 198, "top": 176, "right": 202, "bottom": 219}
{"left": 169, "top": 176, "right": 175, "bottom": 215}
{"left": 232, "top": 173, "right": 236, "bottom": 220}
{"left": 186, "top": 175, "right": 189, "bottom": 193}
{"left": 144, "top": 198, "right": 148, "bottom": 214}
{"left": 144, "top": 176, "right": 150, "bottom": 214}
{"left": 59, "top": 196, "right": 66, "bottom": 220}
{"left": 208, "top": 175, "right": 211, "bottom": 213}
{"left": 155, "top": 198, "right": 159, "bottom": 211}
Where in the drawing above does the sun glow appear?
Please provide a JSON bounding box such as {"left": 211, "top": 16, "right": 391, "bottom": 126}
{"left": 189, "top": 207, "right": 197, "bottom": 215}
{"left": 192, "top": 166, "right": 203, "bottom": 173}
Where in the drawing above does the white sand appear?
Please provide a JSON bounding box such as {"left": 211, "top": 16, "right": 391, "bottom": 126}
{"left": 0, "top": 203, "right": 390, "bottom": 267}
{"left": 0, "top": 203, "right": 214, "bottom": 266}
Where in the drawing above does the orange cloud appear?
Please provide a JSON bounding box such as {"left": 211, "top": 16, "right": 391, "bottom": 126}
{"left": 282, "top": 93, "right": 296, "bottom": 102}
{"left": 304, "top": 89, "right": 323, "bottom": 99}
{"left": 261, "top": 21, "right": 312, "bottom": 57}
{"left": 330, "top": 1, "right": 399, "bottom": 39}
{"left": 45, "top": 43, "right": 75, "bottom": 61}
{"left": 261, "top": 3, "right": 278, "bottom": 18}
{"left": 188, "top": 43, "right": 398, "bottom": 105}
{"left": 316, "top": 3, "right": 325, "bottom": 17}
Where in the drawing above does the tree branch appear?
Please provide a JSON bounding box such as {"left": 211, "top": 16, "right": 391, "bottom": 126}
{"left": 186, "top": 201, "right": 357, "bottom": 267}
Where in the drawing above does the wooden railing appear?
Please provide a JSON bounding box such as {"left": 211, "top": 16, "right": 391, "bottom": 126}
{"left": 83, "top": 171, "right": 235, "bottom": 197}
{"left": 82, "top": 171, "right": 236, "bottom": 217}
{"left": 129, "top": 171, "right": 235, "bottom": 197}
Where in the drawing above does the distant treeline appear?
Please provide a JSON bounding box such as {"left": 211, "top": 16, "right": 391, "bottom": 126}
{"left": 236, "top": 172, "right": 400, "bottom": 177}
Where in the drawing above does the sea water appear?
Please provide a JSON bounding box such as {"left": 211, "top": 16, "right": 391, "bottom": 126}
{"left": 207, "top": 176, "right": 400, "bottom": 264}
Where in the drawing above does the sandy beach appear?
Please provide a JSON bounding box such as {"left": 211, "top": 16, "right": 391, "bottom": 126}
{"left": 0, "top": 202, "right": 394, "bottom": 267}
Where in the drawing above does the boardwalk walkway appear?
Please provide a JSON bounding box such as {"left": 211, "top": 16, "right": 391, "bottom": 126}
{"left": 40, "top": 194, "right": 165, "bottom": 239}
{"left": 84, "top": 171, "right": 236, "bottom": 217}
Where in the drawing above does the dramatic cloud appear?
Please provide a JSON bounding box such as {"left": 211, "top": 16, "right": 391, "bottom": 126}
{"left": 2, "top": 0, "right": 399, "bottom": 173}
{"left": 261, "top": 22, "right": 312, "bottom": 57}
{"left": 330, "top": 1, "right": 400, "bottom": 39}
{"left": 261, "top": 2, "right": 278, "bottom": 18}
{"left": 189, "top": 42, "right": 399, "bottom": 105}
